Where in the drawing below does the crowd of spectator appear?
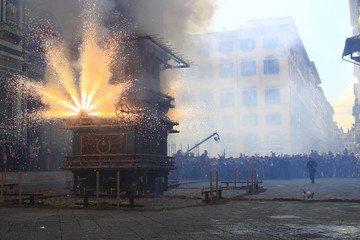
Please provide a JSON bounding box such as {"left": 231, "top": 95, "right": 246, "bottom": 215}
{"left": 0, "top": 140, "right": 63, "bottom": 172}
{"left": 2, "top": 139, "right": 360, "bottom": 180}
{"left": 169, "top": 149, "right": 360, "bottom": 180}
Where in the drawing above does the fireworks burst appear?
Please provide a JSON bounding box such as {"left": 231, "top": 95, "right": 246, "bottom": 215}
{"left": 16, "top": 0, "right": 132, "bottom": 120}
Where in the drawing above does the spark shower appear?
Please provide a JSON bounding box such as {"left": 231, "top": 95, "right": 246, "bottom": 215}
{"left": 16, "top": 1, "right": 130, "bottom": 120}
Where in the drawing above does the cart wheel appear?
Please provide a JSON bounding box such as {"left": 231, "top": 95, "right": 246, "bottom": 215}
{"left": 115, "top": 103, "right": 130, "bottom": 119}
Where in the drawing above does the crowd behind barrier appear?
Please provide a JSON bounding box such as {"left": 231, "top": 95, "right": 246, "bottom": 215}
{"left": 2, "top": 140, "right": 360, "bottom": 179}
{"left": 0, "top": 141, "right": 65, "bottom": 172}
{"left": 169, "top": 149, "right": 360, "bottom": 180}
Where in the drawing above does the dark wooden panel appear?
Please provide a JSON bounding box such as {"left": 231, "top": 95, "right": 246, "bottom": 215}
{"left": 81, "top": 134, "right": 127, "bottom": 154}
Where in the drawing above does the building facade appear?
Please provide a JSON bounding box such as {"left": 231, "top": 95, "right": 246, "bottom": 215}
{"left": 348, "top": 0, "right": 360, "bottom": 151}
{"left": 170, "top": 17, "right": 337, "bottom": 157}
{"left": 0, "top": 0, "right": 27, "bottom": 143}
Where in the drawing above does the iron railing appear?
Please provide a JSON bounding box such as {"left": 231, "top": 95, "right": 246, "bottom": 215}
{"left": 61, "top": 153, "right": 175, "bottom": 170}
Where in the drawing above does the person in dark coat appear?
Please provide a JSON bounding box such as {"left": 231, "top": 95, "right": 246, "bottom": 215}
{"left": 307, "top": 157, "right": 318, "bottom": 184}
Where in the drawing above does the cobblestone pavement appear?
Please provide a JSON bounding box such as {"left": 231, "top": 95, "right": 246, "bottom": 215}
{"left": 0, "top": 177, "right": 359, "bottom": 239}
{"left": 0, "top": 200, "right": 359, "bottom": 239}
{"left": 245, "top": 178, "right": 360, "bottom": 200}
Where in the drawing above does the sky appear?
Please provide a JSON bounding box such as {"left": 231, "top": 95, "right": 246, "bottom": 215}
{"left": 210, "top": 0, "right": 356, "bottom": 131}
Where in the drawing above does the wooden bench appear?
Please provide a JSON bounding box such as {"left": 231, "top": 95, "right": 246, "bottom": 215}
{"left": 78, "top": 193, "right": 144, "bottom": 208}
{"left": 221, "top": 181, "right": 247, "bottom": 188}
{"left": 168, "top": 180, "right": 180, "bottom": 189}
{"left": 201, "top": 189, "right": 222, "bottom": 203}
{"left": 221, "top": 181, "right": 263, "bottom": 190}
{"left": 65, "top": 180, "right": 72, "bottom": 189}
{"left": 3, "top": 192, "right": 43, "bottom": 205}
{"left": 23, "top": 193, "right": 43, "bottom": 205}
{"left": 2, "top": 183, "right": 19, "bottom": 194}
{"left": 4, "top": 183, "right": 19, "bottom": 190}
{"left": 81, "top": 194, "right": 90, "bottom": 207}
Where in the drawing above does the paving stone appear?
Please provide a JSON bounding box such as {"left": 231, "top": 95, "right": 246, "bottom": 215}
{"left": 1, "top": 178, "right": 360, "bottom": 239}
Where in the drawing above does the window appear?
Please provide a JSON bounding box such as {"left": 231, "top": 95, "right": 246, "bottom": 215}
{"left": 182, "top": 68, "right": 196, "bottom": 81}
{"left": 265, "top": 132, "right": 282, "bottom": 149}
{"left": 198, "top": 64, "right": 213, "bottom": 79}
{"left": 0, "top": 82, "right": 6, "bottom": 114}
{"left": 124, "top": 61, "right": 135, "bottom": 81}
{"left": 242, "top": 88, "right": 257, "bottom": 106}
{"left": 218, "top": 41, "right": 233, "bottom": 53}
{"left": 220, "top": 90, "right": 235, "bottom": 107}
{"left": 265, "top": 132, "right": 282, "bottom": 146}
{"left": 0, "top": 78, "right": 13, "bottom": 119}
{"left": 199, "top": 91, "right": 214, "bottom": 107}
{"left": 265, "top": 113, "right": 281, "bottom": 125}
{"left": 241, "top": 60, "right": 256, "bottom": 76}
{"left": 6, "top": 96, "right": 13, "bottom": 119}
{"left": 185, "top": 118, "right": 197, "bottom": 129}
{"left": 265, "top": 87, "right": 280, "bottom": 105}
{"left": 264, "top": 59, "right": 279, "bottom": 74}
{"left": 223, "top": 116, "right": 234, "bottom": 129}
{"left": 201, "top": 43, "right": 212, "bottom": 55}
{"left": 263, "top": 36, "right": 278, "bottom": 49}
{"left": 240, "top": 39, "right": 255, "bottom": 51}
{"left": 222, "top": 134, "right": 236, "bottom": 144}
{"left": 242, "top": 114, "right": 258, "bottom": 127}
{"left": 199, "top": 117, "right": 215, "bottom": 129}
{"left": 181, "top": 93, "right": 196, "bottom": 107}
{"left": 219, "top": 62, "right": 234, "bottom": 78}
{"left": 150, "top": 63, "right": 160, "bottom": 90}
{"left": 242, "top": 133, "right": 258, "bottom": 152}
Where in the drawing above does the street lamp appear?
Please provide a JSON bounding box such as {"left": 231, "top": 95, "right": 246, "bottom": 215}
{"left": 342, "top": 35, "right": 360, "bottom": 65}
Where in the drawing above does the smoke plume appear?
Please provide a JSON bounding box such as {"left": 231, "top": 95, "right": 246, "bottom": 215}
{"left": 26, "top": 0, "right": 217, "bottom": 48}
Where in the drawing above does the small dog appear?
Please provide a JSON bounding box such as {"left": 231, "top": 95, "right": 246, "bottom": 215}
{"left": 302, "top": 189, "right": 314, "bottom": 202}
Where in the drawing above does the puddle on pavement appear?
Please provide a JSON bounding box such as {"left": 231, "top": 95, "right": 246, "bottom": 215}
{"left": 349, "top": 205, "right": 360, "bottom": 208}
{"left": 268, "top": 215, "right": 300, "bottom": 219}
{"left": 210, "top": 219, "right": 219, "bottom": 223}
{"left": 283, "top": 223, "right": 360, "bottom": 238}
